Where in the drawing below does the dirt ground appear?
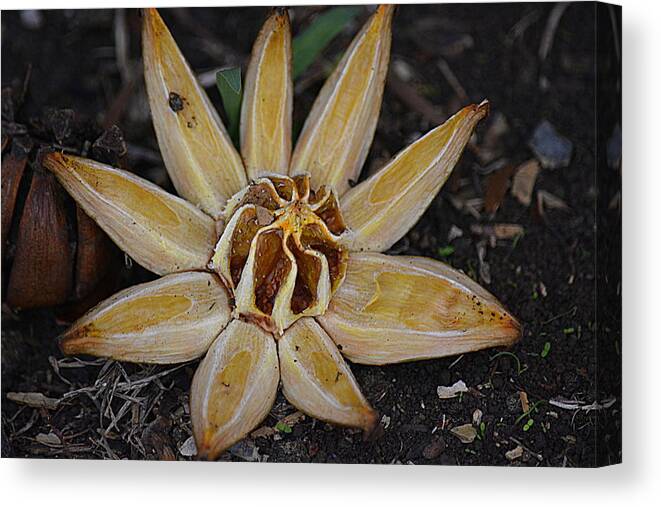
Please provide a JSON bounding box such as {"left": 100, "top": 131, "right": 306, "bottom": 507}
{"left": 1, "top": 3, "right": 621, "bottom": 466}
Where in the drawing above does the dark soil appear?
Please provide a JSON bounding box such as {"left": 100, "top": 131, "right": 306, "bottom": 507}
{"left": 1, "top": 4, "right": 621, "bottom": 466}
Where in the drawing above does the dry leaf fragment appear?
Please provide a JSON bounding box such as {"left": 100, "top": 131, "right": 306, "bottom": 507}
{"left": 437, "top": 380, "right": 468, "bottom": 399}
{"left": 471, "top": 223, "right": 524, "bottom": 241}
{"left": 36, "top": 432, "right": 62, "bottom": 447}
{"left": 422, "top": 437, "right": 446, "bottom": 459}
{"left": 7, "top": 392, "right": 60, "bottom": 410}
{"left": 450, "top": 423, "right": 477, "bottom": 443}
{"left": 537, "top": 189, "right": 570, "bottom": 213}
{"left": 228, "top": 439, "right": 263, "bottom": 462}
{"left": 483, "top": 164, "right": 515, "bottom": 216}
{"left": 472, "top": 408, "right": 483, "bottom": 426}
{"left": 250, "top": 426, "right": 276, "bottom": 439}
{"left": 279, "top": 410, "right": 306, "bottom": 428}
{"left": 505, "top": 445, "right": 524, "bottom": 461}
{"left": 1, "top": 140, "right": 29, "bottom": 247}
{"left": 511, "top": 159, "right": 540, "bottom": 206}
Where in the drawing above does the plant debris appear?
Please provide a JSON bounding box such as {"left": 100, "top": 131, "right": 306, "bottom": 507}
{"left": 511, "top": 159, "right": 540, "bottom": 206}
{"left": 450, "top": 423, "right": 477, "bottom": 444}
{"left": 437, "top": 380, "right": 468, "bottom": 399}
{"left": 35, "top": 432, "right": 62, "bottom": 447}
{"left": 505, "top": 445, "right": 524, "bottom": 461}
{"left": 471, "top": 223, "right": 524, "bottom": 243}
{"left": 537, "top": 189, "right": 570, "bottom": 215}
{"left": 483, "top": 165, "right": 515, "bottom": 215}
{"left": 7, "top": 392, "right": 60, "bottom": 410}
{"left": 548, "top": 396, "right": 617, "bottom": 412}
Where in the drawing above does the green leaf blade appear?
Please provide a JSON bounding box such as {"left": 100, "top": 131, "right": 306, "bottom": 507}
{"left": 216, "top": 67, "right": 243, "bottom": 146}
{"left": 292, "top": 6, "right": 362, "bottom": 79}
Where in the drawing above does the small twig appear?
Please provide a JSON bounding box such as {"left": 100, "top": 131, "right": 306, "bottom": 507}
{"left": 509, "top": 437, "right": 543, "bottom": 461}
{"left": 448, "top": 354, "right": 464, "bottom": 369}
{"left": 437, "top": 58, "right": 468, "bottom": 102}
{"left": 506, "top": 9, "right": 542, "bottom": 46}
{"left": 114, "top": 9, "right": 132, "bottom": 84}
{"left": 549, "top": 396, "right": 617, "bottom": 412}
{"left": 541, "top": 305, "right": 577, "bottom": 325}
{"left": 539, "top": 3, "right": 570, "bottom": 61}
{"left": 387, "top": 73, "right": 446, "bottom": 125}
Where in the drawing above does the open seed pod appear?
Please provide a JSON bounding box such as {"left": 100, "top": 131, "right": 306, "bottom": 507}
{"left": 1, "top": 89, "right": 125, "bottom": 316}
{"left": 210, "top": 174, "right": 349, "bottom": 335}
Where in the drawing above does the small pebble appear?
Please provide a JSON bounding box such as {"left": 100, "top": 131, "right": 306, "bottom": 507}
{"left": 529, "top": 120, "right": 573, "bottom": 169}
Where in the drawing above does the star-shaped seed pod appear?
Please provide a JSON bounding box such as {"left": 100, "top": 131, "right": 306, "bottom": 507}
{"left": 42, "top": 6, "right": 521, "bottom": 460}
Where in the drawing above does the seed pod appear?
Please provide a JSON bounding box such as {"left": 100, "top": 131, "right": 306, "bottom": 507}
{"left": 5, "top": 161, "right": 74, "bottom": 309}
{"left": 210, "top": 174, "right": 349, "bottom": 335}
{"left": 1, "top": 95, "right": 125, "bottom": 316}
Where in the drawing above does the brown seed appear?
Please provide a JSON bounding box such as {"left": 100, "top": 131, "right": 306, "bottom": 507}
{"left": 6, "top": 169, "right": 73, "bottom": 309}
{"left": 1, "top": 139, "right": 30, "bottom": 248}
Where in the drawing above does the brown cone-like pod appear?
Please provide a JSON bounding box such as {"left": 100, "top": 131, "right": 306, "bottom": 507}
{"left": 1, "top": 137, "right": 31, "bottom": 249}
{"left": 5, "top": 167, "right": 74, "bottom": 309}
{"left": 1, "top": 102, "right": 126, "bottom": 316}
{"left": 72, "top": 206, "right": 117, "bottom": 300}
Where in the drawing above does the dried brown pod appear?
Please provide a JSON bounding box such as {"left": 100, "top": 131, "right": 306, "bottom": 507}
{"left": 1, "top": 89, "right": 125, "bottom": 316}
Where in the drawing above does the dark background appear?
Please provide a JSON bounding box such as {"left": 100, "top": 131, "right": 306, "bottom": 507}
{"left": 1, "top": 3, "right": 621, "bottom": 466}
